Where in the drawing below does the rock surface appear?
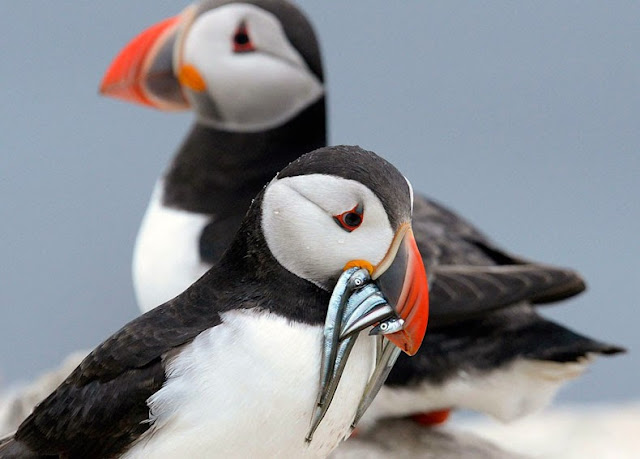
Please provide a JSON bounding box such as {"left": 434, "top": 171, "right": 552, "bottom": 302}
{"left": 460, "top": 403, "right": 640, "bottom": 459}
{"left": 332, "top": 420, "right": 522, "bottom": 458}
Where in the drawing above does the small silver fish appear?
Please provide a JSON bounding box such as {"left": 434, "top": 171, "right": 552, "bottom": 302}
{"left": 351, "top": 337, "right": 402, "bottom": 428}
{"left": 370, "top": 317, "right": 405, "bottom": 336}
{"left": 307, "top": 267, "right": 411, "bottom": 442}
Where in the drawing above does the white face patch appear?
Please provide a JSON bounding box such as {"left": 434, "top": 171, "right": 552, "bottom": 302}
{"left": 262, "top": 174, "right": 395, "bottom": 288}
{"left": 180, "top": 4, "right": 324, "bottom": 131}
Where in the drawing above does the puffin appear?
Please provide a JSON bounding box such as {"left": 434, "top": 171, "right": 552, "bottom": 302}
{"left": 99, "top": 0, "right": 624, "bottom": 426}
{"left": 0, "top": 146, "right": 429, "bottom": 458}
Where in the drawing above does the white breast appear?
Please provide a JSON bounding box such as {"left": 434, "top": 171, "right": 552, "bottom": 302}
{"left": 132, "top": 182, "right": 212, "bottom": 312}
{"left": 361, "top": 357, "right": 591, "bottom": 427}
{"left": 123, "top": 310, "right": 376, "bottom": 458}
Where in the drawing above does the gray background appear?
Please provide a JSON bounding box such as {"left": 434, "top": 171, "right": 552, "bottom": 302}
{"left": 1, "top": 2, "right": 637, "bottom": 405}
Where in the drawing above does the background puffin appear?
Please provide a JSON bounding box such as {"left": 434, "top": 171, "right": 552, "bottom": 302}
{"left": 95, "top": 0, "right": 625, "bottom": 427}
{"left": 98, "top": 0, "right": 624, "bottom": 427}
{"left": 100, "top": 0, "right": 327, "bottom": 312}
{"left": 0, "top": 146, "right": 428, "bottom": 458}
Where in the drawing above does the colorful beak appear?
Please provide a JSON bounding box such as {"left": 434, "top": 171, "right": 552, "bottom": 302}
{"left": 373, "top": 224, "right": 429, "bottom": 356}
{"left": 99, "top": 9, "right": 193, "bottom": 110}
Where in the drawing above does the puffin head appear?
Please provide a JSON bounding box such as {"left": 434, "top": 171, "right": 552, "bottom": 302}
{"left": 260, "top": 145, "right": 429, "bottom": 356}
{"left": 100, "top": 0, "right": 323, "bottom": 132}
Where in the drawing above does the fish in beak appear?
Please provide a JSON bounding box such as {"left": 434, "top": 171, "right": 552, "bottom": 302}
{"left": 306, "top": 224, "right": 429, "bottom": 441}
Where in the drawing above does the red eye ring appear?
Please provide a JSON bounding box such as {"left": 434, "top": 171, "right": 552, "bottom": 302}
{"left": 232, "top": 21, "right": 255, "bottom": 53}
{"left": 334, "top": 204, "right": 364, "bottom": 232}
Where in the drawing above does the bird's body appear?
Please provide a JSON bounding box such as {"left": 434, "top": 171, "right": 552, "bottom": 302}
{"left": 1, "top": 146, "right": 428, "bottom": 458}
{"left": 100, "top": 0, "right": 624, "bottom": 427}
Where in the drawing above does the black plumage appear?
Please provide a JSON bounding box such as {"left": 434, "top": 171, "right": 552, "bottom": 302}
{"left": 164, "top": 99, "right": 326, "bottom": 217}
{"left": 411, "top": 196, "right": 587, "bottom": 324}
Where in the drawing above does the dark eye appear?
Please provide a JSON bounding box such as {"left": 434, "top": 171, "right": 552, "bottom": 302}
{"left": 233, "top": 22, "right": 255, "bottom": 53}
{"left": 334, "top": 204, "right": 364, "bottom": 232}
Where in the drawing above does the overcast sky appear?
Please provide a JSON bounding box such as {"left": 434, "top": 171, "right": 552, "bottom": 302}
{"left": 0, "top": 2, "right": 638, "bottom": 405}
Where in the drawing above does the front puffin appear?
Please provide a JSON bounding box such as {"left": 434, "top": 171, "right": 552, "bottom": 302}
{"left": 261, "top": 146, "right": 430, "bottom": 446}
{"left": 1, "top": 146, "right": 427, "bottom": 458}
{"left": 220, "top": 144, "right": 431, "bottom": 455}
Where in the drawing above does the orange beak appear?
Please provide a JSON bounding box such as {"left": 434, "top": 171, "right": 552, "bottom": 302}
{"left": 373, "top": 225, "right": 429, "bottom": 355}
{"left": 99, "top": 8, "right": 194, "bottom": 111}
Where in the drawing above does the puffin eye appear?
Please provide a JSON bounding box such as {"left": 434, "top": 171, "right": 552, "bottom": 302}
{"left": 333, "top": 204, "right": 364, "bottom": 232}
{"left": 232, "top": 21, "right": 255, "bottom": 53}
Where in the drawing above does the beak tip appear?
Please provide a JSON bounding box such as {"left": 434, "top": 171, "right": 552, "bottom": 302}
{"left": 99, "top": 14, "right": 185, "bottom": 107}
{"left": 98, "top": 81, "right": 109, "bottom": 96}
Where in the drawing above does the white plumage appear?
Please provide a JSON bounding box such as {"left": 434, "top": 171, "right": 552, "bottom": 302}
{"left": 123, "top": 309, "right": 376, "bottom": 458}
{"left": 133, "top": 182, "right": 211, "bottom": 313}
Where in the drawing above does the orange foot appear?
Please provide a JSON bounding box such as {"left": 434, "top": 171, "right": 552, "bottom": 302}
{"left": 410, "top": 409, "right": 451, "bottom": 426}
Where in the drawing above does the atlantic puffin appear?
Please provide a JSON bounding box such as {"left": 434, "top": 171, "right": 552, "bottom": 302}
{"left": 0, "top": 146, "right": 428, "bottom": 458}
{"left": 100, "top": 0, "right": 624, "bottom": 426}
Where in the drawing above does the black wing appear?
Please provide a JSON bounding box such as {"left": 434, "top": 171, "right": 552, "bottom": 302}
{"left": 8, "top": 280, "right": 225, "bottom": 458}
{"left": 199, "top": 214, "right": 244, "bottom": 265}
{"left": 387, "top": 304, "right": 625, "bottom": 386}
{"left": 412, "top": 195, "right": 586, "bottom": 324}
{"left": 428, "top": 264, "right": 585, "bottom": 325}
